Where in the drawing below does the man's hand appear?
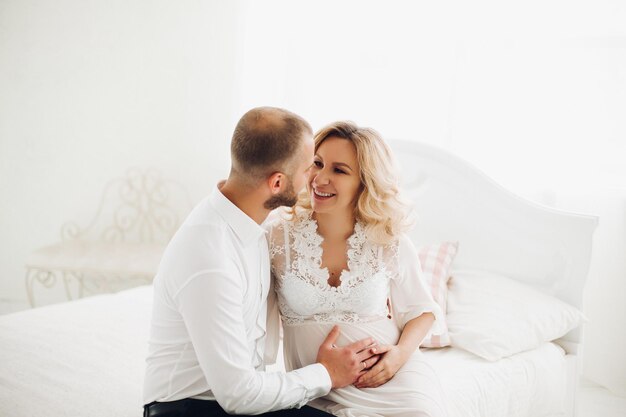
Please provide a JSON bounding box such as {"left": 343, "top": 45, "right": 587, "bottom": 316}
{"left": 316, "top": 325, "right": 381, "bottom": 389}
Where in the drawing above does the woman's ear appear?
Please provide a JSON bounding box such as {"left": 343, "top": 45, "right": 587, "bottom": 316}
{"left": 267, "top": 172, "right": 284, "bottom": 195}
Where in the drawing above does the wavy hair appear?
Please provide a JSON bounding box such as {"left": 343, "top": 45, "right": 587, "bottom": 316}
{"left": 295, "top": 121, "right": 412, "bottom": 245}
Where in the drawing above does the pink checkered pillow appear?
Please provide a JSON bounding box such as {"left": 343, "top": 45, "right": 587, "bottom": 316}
{"left": 418, "top": 241, "right": 459, "bottom": 348}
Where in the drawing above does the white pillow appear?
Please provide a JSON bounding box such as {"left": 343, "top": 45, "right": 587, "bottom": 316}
{"left": 446, "top": 270, "right": 586, "bottom": 361}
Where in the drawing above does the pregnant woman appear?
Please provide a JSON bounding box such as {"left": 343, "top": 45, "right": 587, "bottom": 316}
{"left": 267, "top": 121, "right": 449, "bottom": 417}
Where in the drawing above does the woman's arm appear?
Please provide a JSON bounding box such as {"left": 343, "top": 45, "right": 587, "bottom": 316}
{"left": 354, "top": 312, "right": 434, "bottom": 388}
{"left": 398, "top": 312, "right": 436, "bottom": 353}
{"left": 355, "top": 235, "right": 442, "bottom": 388}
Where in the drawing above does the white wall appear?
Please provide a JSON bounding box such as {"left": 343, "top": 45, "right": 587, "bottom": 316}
{"left": 0, "top": 0, "right": 245, "bottom": 305}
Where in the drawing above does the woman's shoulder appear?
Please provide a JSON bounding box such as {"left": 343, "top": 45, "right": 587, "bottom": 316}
{"left": 263, "top": 208, "right": 288, "bottom": 230}
{"left": 263, "top": 207, "right": 313, "bottom": 233}
{"left": 395, "top": 233, "right": 419, "bottom": 257}
{"left": 377, "top": 232, "right": 417, "bottom": 262}
{"left": 396, "top": 232, "right": 416, "bottom": 248}
{"left": 370, "top": 230, "right": 412, "bottom": 249}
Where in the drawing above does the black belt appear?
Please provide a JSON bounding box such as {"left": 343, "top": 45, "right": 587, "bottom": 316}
{"left": 144, "top": 398, "right": 332, "bottom": 416}
{"left": 143, "top": 399, "right": 218, "bottom": 417}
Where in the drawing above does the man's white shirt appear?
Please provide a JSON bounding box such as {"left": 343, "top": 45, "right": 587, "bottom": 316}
{"left": 143, "top": 186, "right": 331, "bottom": 414}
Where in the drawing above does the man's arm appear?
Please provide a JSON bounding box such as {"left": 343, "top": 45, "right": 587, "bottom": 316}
{"left": 177, "top": 268, "right": 328, "bottom": 414}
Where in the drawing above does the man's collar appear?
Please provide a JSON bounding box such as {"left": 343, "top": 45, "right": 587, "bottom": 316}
{"left": 209, "top": 185, "right": 266, "bottom": 245}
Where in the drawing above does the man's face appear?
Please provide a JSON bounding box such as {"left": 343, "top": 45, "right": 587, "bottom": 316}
{"left": 264, "top": 176, "right": 297, "bottom": 210}
{"left": 290, "top": 135, "right": 315, "bottom": 194}
{"left": 263, "top": 135, "right": 314, "bottom": 210}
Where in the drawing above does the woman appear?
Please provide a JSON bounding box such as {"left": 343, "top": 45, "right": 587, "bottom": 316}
{"left": 267, "top": 121, "right": 448, "bottom": 417}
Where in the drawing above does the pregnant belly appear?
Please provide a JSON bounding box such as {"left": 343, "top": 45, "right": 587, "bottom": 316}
{"left": 281, "top": 318, "right": 401, "bottom": 371}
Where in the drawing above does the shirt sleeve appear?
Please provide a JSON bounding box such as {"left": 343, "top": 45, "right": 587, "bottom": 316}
{"left": 175, "top": 266, "right": 331, "bottom": 415}
{"left": 390, "top": 234, "right": 445, "bottom": 334}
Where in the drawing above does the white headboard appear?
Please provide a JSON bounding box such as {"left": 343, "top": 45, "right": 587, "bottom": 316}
{"left": 390, "top": 140, "right": 598, "bottom": 345}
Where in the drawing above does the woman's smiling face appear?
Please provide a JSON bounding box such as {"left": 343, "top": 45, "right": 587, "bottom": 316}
{"left": 308, "top": 136, "right": 362, "bottom": 215}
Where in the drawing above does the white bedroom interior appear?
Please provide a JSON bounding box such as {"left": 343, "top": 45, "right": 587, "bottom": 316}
{"left": 0, "top": 0, "right": 625, "bottom": 416}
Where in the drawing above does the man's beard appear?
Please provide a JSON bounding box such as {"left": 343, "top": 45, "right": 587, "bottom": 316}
{"left": 264, "top": 178, "right": 298, "bottom": 210}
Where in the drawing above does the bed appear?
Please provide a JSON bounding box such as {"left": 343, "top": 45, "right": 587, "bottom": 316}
{"left": 0, "top": 141, "right": 598, "bottom": 417}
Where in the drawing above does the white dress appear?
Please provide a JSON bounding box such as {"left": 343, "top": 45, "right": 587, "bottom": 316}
{"left": 267, "top": 213, "right": 449, "bottom": 417}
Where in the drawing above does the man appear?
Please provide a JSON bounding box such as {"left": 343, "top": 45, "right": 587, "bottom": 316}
{"left": 143, "top": 107, "right": 380, "bottom": 416}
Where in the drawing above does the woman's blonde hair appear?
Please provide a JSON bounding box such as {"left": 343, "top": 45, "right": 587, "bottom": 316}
{"left": 295, "top": 121, "right": 412, "bottom": 245}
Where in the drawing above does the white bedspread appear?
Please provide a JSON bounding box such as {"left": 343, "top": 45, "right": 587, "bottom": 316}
{"left": 0, "top": 286, "right": 566, "bottom": 417}
{"left": 0, "top": 286, "right": 152, "bottom": 417}
{"left": 426, "top": 343, "right": 566, "bottom": 417}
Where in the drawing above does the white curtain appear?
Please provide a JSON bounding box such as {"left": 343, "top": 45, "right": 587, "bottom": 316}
{"left": 235, "top": 0, "right": 625, "bottom": 395}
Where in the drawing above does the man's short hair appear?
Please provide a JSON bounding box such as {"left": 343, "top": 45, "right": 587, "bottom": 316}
{"left": 231, "top": 107, "right": 312, "bottom": 181}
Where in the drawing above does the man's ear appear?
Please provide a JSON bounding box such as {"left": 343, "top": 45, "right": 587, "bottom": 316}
{"left": 267, "top": 172, "right": 284, "bottom": 195}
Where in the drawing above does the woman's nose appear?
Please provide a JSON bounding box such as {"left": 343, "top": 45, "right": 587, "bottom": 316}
{"left": 312, "top": 170, "right": 330, "bottom": 186}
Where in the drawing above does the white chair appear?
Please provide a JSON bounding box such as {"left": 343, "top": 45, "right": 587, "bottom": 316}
{"left": 25, "top": 168, "right": 192, "bottom": 306}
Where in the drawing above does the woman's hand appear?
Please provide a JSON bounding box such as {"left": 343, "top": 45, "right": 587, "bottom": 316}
{"left": 354, "top": 314, "right": 433, "bottom": 388}
{"left": 353, "top": 344, "right": 411, "bottom": 388}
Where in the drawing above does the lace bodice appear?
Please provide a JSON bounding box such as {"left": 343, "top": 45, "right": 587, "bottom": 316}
{"left": 268, "top": 213, "right": 399, "bottom": 325}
